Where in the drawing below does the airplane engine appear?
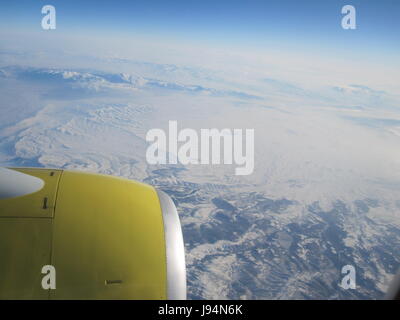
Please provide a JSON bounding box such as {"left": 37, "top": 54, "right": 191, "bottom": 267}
{"left": 0, "top": 167, "right": 186, "bottom": 300}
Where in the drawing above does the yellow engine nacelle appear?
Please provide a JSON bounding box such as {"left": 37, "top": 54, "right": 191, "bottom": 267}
{"left": 0, "top": 167, "right": 186, "bottom": 300}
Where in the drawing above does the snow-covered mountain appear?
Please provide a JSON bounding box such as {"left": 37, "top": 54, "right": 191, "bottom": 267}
{"left": 1, "top": 63, "right": 400, "bottom": 299}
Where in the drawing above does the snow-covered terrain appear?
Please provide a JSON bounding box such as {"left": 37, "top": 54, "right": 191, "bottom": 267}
{"left": 1, "top": 46, "right": 400, "bottom": 299}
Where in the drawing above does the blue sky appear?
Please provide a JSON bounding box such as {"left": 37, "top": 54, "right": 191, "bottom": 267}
{"left": 0, "top": 0, "right": 398, "bottom": 58}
